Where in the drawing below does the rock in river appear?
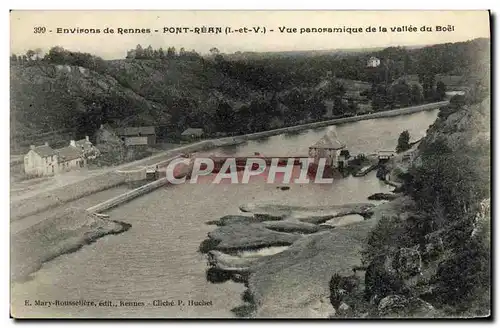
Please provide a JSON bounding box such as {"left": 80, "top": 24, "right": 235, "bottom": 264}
{"left": 367, "top": 193, "right": 399, "bottom": 201}
{"left": 207, "top": 223, "right": 301, "bottom": 252}
{"left": 239, "top": 203, "right": 375, "bottom": 223}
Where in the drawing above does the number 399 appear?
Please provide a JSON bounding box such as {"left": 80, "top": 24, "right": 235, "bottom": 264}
{"left": 33, "top": 27, "right": 46, "bottom": 33}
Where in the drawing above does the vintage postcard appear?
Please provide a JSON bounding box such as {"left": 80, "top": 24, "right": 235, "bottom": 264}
{"left": 10, "top": 10, "right": 491, "bottom": 319}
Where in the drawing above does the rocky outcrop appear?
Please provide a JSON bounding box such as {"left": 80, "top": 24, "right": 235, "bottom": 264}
{"left": 367, "top": 193, "right": 399, "bottom": 201}
{"left": 206, "top": 215, "right": 267, "bottom": 226}
{"left": 239, "top": 203, "right": 375, "bottom": 223}
{"left": 206, "top": 222, "right": 301, "bottom": 252}
{"left": 377, "top": 295, "right": 437, "bottom": 318}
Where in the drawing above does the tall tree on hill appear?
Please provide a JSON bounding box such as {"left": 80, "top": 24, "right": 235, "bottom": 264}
{"left": 419, "top": 72, "right": 436, "bottom": 101}
{"left": 215, "top": 100, "right": 235, "bottom": 132}
{"left": 135, "top": 44, "right": 144, "bottom": 59}
{"left": 209, "top": 47, "right": 220, "bottom": 57}
{"left": 145, "top": 45, "right": 153, "bottom": 58}
{"left": 26, "top": 49, "right": 35, "bottom": 61}
{"left": 410, "top": 83, "right": 424, "bottom": 105}
{"left": 158, "top": 48, "right": 165, "bottom": 59}
{"left": 435, "top": 81, "right": 447, "bottom": 101}
{"left": 391, "top": 80, "right": 411, "bottom": 107}
{"left": 33, "top": 48, "right": 43, "bottom": 60}
{"left": 167, "top": 47, "right": 176, "bottom": 57}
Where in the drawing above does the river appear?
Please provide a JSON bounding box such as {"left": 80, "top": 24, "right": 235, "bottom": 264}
{"left": 10, "top": 109, "right": 439, "bottom": 318}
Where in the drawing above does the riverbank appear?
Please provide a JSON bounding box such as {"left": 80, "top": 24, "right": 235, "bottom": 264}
{"left": 10, "top": 208, "right": 131, "bottom": 283}
{"left": 10, "top": 101, "right": 447, "bottom": 222}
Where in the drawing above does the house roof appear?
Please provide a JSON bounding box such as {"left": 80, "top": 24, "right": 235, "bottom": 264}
{"left": 74, "top": 139, "right": 94, "bottom": 152}
{"left": 181, "top": 128, "right": 204, "bottom": 136}
{"left": 310, "top": 129, "right": 345, "bottom": 150}
{"left": 115, "top": 126, "right": 156, "bottom": 136}
{"left": 57, "top": 146, "right": 82, "bottom": 162}
{"left": 32, "top": 145, "right": 56, "bottom": 158}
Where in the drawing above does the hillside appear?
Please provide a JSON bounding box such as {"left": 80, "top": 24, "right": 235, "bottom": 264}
{"left": 10, "top": 38, "right": 490, "bottom": 152}
{"left": 11, "top": 63, "right": 168, "bottom": 142}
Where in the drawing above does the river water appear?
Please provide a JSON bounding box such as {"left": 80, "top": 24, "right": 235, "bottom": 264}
{"left": 11, "top": 109, "right": 438, "bottom": 318}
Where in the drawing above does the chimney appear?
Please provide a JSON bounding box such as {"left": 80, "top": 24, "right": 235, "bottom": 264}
{"left": 44, "top": 142, "right": 49, "bottom": 146}
{"left": 30, "top": 145, "right": 35, "bottom": 150}
{"left": 85, "top": 135, "right": 89, "bottom": 142}
{"left": 70, "top": 140, "right": 76, "bottom": 147}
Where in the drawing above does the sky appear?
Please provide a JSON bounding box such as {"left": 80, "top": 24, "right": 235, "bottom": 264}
{"left": 10, "top": 10, "right": 490, "bottom": 59}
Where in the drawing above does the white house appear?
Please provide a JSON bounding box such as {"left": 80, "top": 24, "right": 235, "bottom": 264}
{"left": 24, "top": 143, "right": 58, "bottom": 177}
{"left": 367, "top": 56, "right": 381, "bottom": 68}
{"left": 23, "top": 136, "right": 100, "bottom": 177}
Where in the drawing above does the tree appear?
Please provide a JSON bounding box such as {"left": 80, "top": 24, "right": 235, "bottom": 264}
{"left": 410, "top": 83, "right": 424, "bottom": 105}
{"left": 390, "top": 80, "right": 411, "bottom": 107}
{"left": 166, "top": 47, "right": 176, "bottom": 57}
{"left": 420, "top": 72, "right": 436, "bottom": 101}
{"left": 135, "top": 44, "right": 144, "bottom": 59}
{"left": 158, "top": 48, "right": 165, "bottom": 59}
{"left": 33, "top": 48, "right": 42, "bottom": 60}
{"left": 10, "top": 54, "right": 17, "bottom": 63}
{"left": 215, "top": 100, "right": 235, "bottom": 132}
{"left": 142, "top": 45, "right": 152, "bottom": 58}
{"left": 436, "top": 81, "right": 446, "bottom": 101}
{"left": 179, "top": 47, "right": 186, "bottom": 57}
{"left": 396, "top": 130, "right": 410, "bottom": 153}
{"left": 26, "top": 49, "right": 35, "bottom": 61}
{"left": 209, "top": 47, "right": 220, "bottom": 56}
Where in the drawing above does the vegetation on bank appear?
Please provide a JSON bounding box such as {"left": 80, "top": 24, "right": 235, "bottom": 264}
{"left": 358, "top": 92, "right": 490, "bottom": 317}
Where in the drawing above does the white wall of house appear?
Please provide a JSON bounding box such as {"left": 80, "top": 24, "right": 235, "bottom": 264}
{"left": 24, "top": 151, "right": 58, "bottom": 176}
{"left": 59, "top": 158, "right": 83, "bottom": 172}
{"left": 308, "top": 148, "right": 342, "bottom": 167}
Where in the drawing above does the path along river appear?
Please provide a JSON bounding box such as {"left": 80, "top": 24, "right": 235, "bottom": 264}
{"left": 11, "top": 109, "right": 439, "bottom": 318}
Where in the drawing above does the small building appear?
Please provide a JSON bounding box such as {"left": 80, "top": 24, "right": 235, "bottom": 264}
{"left": 57, "top": 145, "right": 84, "bottom": 172}
{"left": 378, "top": 150, "right": 395, "bottom": 163}
{"left": 24, "top": 142, "right": 58, "bottom": 176}
{"left": 181, "top": 128, "right": 204, "bottom": 141}
{"left": 114, "top": 126, "right": 156, "bottom": 146}
{"left": 337, "top": 149, "right": 351, "bottom": 170}
{"left": 67, "top": 136, "right": 100, "bottom": 166}
{"left": 73, "top": 136, "right": 100, "bottom": 161}
{"left": 367, "top": 56, "right": 381, "bottom": 68}
{"left": 308, "top": 129, "right": 346, "bottom": 168}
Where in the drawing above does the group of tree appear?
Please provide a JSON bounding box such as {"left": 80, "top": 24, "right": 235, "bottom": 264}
{"left": 126, "top": 44, "right": 200, "bottom": 60}
{"left": 11, "top": 46, "right": 107, "bottom": 73}
{"left": 10, "top": 48, "right": 43, "bottom": 64}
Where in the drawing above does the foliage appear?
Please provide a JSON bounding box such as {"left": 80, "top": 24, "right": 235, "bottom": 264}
{"left": 435, "top": 81, "right": 447, "bottom": 101}
{"left": 396, "top": 130, "right": 411, "bottom": 153}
